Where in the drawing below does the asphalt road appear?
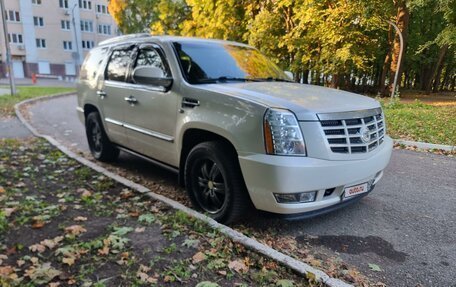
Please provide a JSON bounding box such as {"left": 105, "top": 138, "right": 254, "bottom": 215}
{"left": 27, "top": 95, "right": 456, "bottom": 286}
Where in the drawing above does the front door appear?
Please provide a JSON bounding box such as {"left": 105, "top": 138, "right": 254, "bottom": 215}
{"left": 100, "top": 45, "right": 137, "bottom": 145}
{"left": 12, "top": 61, "right": 24, "bottom": 78}
{"left": 123, "top": 44, "right": 179, "bottom": 166}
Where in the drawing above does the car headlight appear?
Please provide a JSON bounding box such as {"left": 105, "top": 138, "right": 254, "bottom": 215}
{"left": 263, "top": 108, "right": 306, "bottom": 156}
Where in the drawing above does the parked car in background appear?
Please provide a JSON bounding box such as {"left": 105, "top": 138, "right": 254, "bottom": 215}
{"left": 77, "top": 34, "right": 393, "bottom": 223}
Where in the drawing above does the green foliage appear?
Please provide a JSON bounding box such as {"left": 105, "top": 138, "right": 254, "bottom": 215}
{"left": 381, "top": 99, "right": 456, "bottom": 145}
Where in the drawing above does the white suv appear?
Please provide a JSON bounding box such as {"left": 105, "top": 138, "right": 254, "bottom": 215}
{"left": 77, "top": 34, "right": 393, "bottom": 223}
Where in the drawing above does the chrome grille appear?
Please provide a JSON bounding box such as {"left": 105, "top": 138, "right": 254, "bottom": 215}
{"left": 319, "top": 109, "right": 385, "bottom": 154}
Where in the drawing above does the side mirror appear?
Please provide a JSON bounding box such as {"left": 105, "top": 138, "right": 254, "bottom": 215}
{"left": 284, "top": 71, "right": 294, "bottom": 80}
{"left": 132, "top": 66, "right": 173, "bottom": 90}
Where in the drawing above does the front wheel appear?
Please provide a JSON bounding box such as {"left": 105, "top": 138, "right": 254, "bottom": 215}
{"left": 86, "top": 111, "right": 119, "bottom": 162}
{"left": 184, "top": 141, "right": 250, "bottom": 224}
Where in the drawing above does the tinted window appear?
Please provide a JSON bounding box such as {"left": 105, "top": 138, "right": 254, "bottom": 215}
{"left": 173, "top": 41, "right": 288, "bottom": 84}
{"left": 106, "top": 46, "right": 136, "bottom": 82}
{"left": 80, "top": 47, "right": 108, "bottom": 81}
{"left": 133, "top": 47, "right": 170, "bottom": 77}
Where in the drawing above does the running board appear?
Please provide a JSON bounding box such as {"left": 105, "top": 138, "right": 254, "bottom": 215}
{"left": 117, "top": 146, "right": 179, "bottom": 174}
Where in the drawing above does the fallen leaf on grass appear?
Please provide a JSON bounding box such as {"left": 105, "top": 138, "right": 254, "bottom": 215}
{"left": 0, "top": 265, "right": 14, "bottom": 276}
{"left": 73, "top": 216, "right": 87, "bottom": 222}
{"left": 228, "top": 259, "right": 249, "bottom": 274}
{"left": 32, "top": 220, "right": 46, "bottom": 229}
{"left": 16, "top": 260, "right": 25, "bottom": 267}
{"left": 98, "top": 246, "right": 110, "bottom": 256}
{"left": 64, "top": 225, "right": 87, "bottom": 236}
{"left": 3, "top": 208, "right": 16, "bottom": 217}
{"left": 39, "top": 236, "right": 64, "bottom": 250}
{"left": 0, "top": 186, "right": 5, "bottom": 193}
{"left": 0, "top": 254, "right": 7, "bottom": 265}
{"left": 196, "top": 281, "right": 220, "bottom": 287}
{"left": 25, "top": 262, "right": 61, "bottom": 284}
{"left": 276, "top": 279, "right": 295, "bottom": 287}
{"left": 134, "top": 227, "right": 145, "bottom": 233}
{"left": 137, "top": 271, "right": 158, "bottom": 283}
{"left": 29, "top": 244, "right": 46, "bottom": 253}
{"left": 62, "top": 257, "right": 75, "bottom": 266}
{"left": 49, "top": 282, "right": 61, "bottom": 287}
{"left": 368, "top": 263, "right": 382, "bottom": 272}
{"left": 192, "top": 251, "right": 207, "bottom": 264}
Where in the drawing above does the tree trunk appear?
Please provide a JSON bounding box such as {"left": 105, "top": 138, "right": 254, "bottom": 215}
{"left": 388, "top": 1, "right": 409, "bottom": 96}
{"left": 429, "top": 44, "right": 448, "bottom": 94}
{"left": 330, "top": 74, "right": 339, "bottom": 88}
{"left": 302, "top": 69, "right": 309, "bottom": 84}
{"left": 379, "top": 26, "right": 393, "bottom": 96}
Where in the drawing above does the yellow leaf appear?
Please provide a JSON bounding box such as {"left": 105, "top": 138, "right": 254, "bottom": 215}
{"left": 64, "top": 225, "right": 87, "bottom": 236}
{"left": 29, "top": 244, "right": 46, "bottom": 253}
{"left": 228, "top": 259, "right": 249, "bottom": 273}
{"left": 62, "top": 257, "right": 75, "bottom": 266}
{"left": 192, "top": 251, "right": 207, "bottom": 264}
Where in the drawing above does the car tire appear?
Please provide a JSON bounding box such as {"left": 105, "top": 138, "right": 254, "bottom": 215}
{"left": 184, "top": 141, "right": 250, "bottom": 224}
{"left": 86, "top": 111, "right": 119, "bottom": 162}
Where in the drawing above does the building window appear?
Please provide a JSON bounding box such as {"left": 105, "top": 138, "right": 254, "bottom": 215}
{"left": 96, "top": 4, "right": 108, "bottom": 14}
{"left": 59, "top": 0, "right": 69, "bottom": 9}
{"left": 32, "top": 0, "right": 42, "bottom": 4}
{"left": 36, "top": 38, "right": 46, "bottom": 48}
{"left": 6, "top": 10, "right": 21, "bottom": 22}
{"left": 61, "top": 20, "right": 71, "bottom": 30}
{"left": 80, "top": 20, "right": 93, "bottom": 32}
{"left": 8, "top": 33, "right": 23, "bottom": 44}
{"left": 63, "top": 41, "right": 73, "bottom": 51}
{"left": 82, "top": 40, "right": 95, "bottom": 49}
{"left": 33, "top": 16, "right": 44, "bottom": 27}
{"left": 79, "top": 0, "right": 92, "bottom": 10}
{"left": 98, "top": 24, "right": 111, "bottom": 35}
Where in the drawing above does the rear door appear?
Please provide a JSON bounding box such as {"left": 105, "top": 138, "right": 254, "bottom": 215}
{"left": 123, "top": 43, "right": 179, "bottom": 166}
{"left": 100, "top": 44, "right": 137, "bottom": 145}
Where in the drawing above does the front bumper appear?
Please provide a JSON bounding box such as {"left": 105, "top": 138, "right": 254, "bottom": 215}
{"left": 238, "top": 136, "right": 393, "bottom": 215}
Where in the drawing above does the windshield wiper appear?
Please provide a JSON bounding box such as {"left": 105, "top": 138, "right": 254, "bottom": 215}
{"left": 256, "top": 77, "right": 294, "bottom": 83}
{"left": 196, "top": 77, "right": 263, "bottom": 84}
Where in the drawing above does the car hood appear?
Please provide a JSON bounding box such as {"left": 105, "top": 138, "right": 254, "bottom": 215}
{"left": 197, "top": 82, "right": 381, "bottom": 121}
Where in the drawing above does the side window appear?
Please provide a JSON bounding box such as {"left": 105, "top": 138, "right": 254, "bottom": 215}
{"left": 106, "top": 46, "right": 136, "bottom": 82}
{"left": 133, "top": 47, "right": 170, "bottom": 78}
{"left": 80, "top": 47, "right": 108, "bottom": 81}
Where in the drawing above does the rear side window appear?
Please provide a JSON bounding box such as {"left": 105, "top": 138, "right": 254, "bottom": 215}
{"left": 80, "top": 47, "right": 108, "bottom": 81}
{"left": 105, "top": 46, "right": 136, "bottom": 82}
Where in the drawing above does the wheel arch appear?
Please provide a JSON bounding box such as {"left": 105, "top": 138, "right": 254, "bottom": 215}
{"left": 178, "top": 128, "right": 239, "bottom": 187}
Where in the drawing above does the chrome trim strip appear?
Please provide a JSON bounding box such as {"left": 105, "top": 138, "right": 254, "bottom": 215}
{"left": 124, "top": 123, "right": 174, "bottom": 142}
{"left": 76, "top": 107, "right": 84, "bottom": 113}
{"left": 105, "top": 117, "right": 124, "bottom": 127}
{"left": 105, "top": 80, "right": 166, "bottom": 93}
{"left": 104, "top": 117, "right": 174, "bottom": 143}
{"left": 317, "top": 107, "right": 382, "bottom": 121}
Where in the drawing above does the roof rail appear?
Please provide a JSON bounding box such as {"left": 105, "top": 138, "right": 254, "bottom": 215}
{"left": 98, "top": 33, "right": 151, "bottom": 46}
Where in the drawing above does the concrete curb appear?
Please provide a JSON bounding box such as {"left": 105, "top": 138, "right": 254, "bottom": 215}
{"left": 393, "top": 139, "right": 455, "bottom": 152}
{"left": 15, "top": 93, "right": 353, "bottom": 287}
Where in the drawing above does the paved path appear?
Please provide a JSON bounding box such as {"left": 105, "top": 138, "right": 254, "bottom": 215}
{"left": 0, "top": 117, "right": 32, "bottom": 138}
{"left": 26, "top": 95, "right": 456, "bottom": 287}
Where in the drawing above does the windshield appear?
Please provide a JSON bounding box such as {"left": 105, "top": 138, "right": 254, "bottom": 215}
{"left": 173, "top": 41, "right": 291, "bottom": 84}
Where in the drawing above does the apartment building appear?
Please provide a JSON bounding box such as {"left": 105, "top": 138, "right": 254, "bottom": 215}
{"left": 0, "top": 0, "right": 120, "bottom": 79}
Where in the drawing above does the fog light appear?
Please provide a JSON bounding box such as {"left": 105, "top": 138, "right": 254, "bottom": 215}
{"left": 274, "top": 191, "right": 317, "bottom": 204}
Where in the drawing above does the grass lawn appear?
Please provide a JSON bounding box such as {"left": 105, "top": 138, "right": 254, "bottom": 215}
{"left": 0, "top": 138, "right": 316, "bottom": 287}
{"left": 0, "top": 86, "right": 75, "bottom": 117}
{"left": 381, "top": 98, "right": 456, "bottom": 146}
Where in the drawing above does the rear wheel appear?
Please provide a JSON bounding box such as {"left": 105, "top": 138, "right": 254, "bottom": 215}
{"left": 86, "top": 111, "right": 119, "bottom": 162}
{"left": 185, "top": 141, "right": 250, "bottom": 224}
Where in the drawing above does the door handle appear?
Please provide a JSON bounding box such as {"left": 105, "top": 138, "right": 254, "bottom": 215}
{"left": 96, "top": 90, "right": 106, "bottom": 99}
{"left": 124, "top": 95, "right": 138, "bottom": 106}
{"left": 182, "top": 97, "right": 200, "bottom": 108}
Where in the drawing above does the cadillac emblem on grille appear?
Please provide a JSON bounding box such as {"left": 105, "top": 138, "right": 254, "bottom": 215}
{"left": 360, "top": 126, "right": 370, "bottom": 143}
